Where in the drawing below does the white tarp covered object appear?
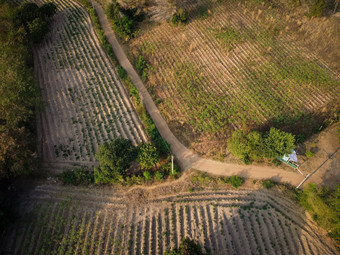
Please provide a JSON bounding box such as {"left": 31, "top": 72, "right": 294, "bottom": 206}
{"left": 288, "top": 150, "right": 298, "bottom": 162}
{"left": 282, "top": 150, "right": 298, "bottom": 162}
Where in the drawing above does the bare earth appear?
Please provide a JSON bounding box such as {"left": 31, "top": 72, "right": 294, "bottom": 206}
{"left": 0, "top": 173, "right": 338, "bottom": 254}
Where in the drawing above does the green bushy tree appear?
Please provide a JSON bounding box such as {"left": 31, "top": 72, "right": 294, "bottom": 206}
{"left": 94, "top": 138, "right": 137, "bottom": 183}
{"left": 165, "top": 238, "right": 207, "bottom": 255}
{"left": 39, "top": 2, "right": 57, "bottom": 18}
{"left": 28, "top": 18, "right": 48, "bottom": 43}
{"left": 137, "top": 142, "right": 159, "bottom": 170}
{"left": 263, "top": 127, "right": 295, "bottom": 158}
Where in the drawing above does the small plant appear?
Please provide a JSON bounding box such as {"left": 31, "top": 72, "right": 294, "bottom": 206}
{"left": 60, "top": 168, "right": 94, "bottom": 185}
{"left": 117, "top": 65, "right": 127, "bottom": 79}
{"left": 262, "top": 179, "right": 276, "bottom": 189}
{"left": 305, "top": 150, "right": 315, "bottom": 158}
{"left": 154, "top": 171, "right": 165, "bottom": 181}
{"left": 143, "top": 171, "right": 152, "bottom": 181}
{"left": 171, "top": 7, "right": 188, "bottom": 25}
{"left": 137, "top": 142, "right": 159, "bottom": 170}
{"left": 228, "top": 175, "right": 244, "bottom": 188}
{"left": 189, "top": 187, "right": 194, "bottom": 192}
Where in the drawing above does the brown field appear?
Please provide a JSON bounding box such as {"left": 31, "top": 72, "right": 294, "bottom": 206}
{"left": 128, "top": 0, "right": 340, "bottom": 156}
{"left": 0, "top": 173, "right": 338, "bottom": 254}
{"left": 33, "top": 0, "right": 147, "bottom": 171}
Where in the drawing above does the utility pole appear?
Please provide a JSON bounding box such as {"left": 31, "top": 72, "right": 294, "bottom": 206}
{"left": 171, "top": 155, "right": 174, "bottom": 175}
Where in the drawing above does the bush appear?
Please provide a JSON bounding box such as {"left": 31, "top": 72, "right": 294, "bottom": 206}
{"left": 228, "top": 175, "right": 244, "bottom": 188}
{"left": 171, "top": 8, "right": 188, "bottom": 25}
{"left": 298, "top": 183, "right": 340, "bottom": 242}
{"left": 161, "top": 161, "right": 180, "bottom": 179}
{"left": 165, "top": 238, "right": 207, "bottom": 255}
{"left": 94, "top": 138, "right": 138, "bottom": 183}
{"left": 106, "top": 1, "right": 141, "bottom": 41}
{"left": 305, "top": 150, "right": 315, "bottom": 158}
{"left": 117, "top": 65, "right": 127, "bottom": 80}
{"left": 136, "top": 55, "right": 147, "bottom": 76}
{"left": 39, "top": 2, "right": 57, "bottom": 18}
{"left": 60, "top": 168, "right": 94, "bottom": 185}
{"left": 28, "top": 18, "right": 48, "bottom": 43}
{"left": 154, "top": 136, "right": 171, "bottom": 156}
{"left": 263, "top": 128, "right": 296, "bottom": 158}
{"left": 143, "top": 170, "right": 152, "bottom": 181}
{"left": 137, "top": 142, "right": 159, "bottom": 170}
{"left": 307, "top": 0, "right": 325, "bottom": 17}
{"left": 154, "top": 171, "right": 165, "bottom": 181}
{"left": 262, "top": 179, "right": 275, "bottom": 189}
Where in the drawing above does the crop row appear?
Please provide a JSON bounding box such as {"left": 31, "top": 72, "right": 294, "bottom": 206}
{"left": 0, "top": 186, "right": 336, "bottom": 254}
{"left": 35, "top": 0, "right": 147, "bottom": 165}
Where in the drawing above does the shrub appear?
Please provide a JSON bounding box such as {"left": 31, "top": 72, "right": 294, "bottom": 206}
{"left": 189, "top": 187, "right": 194, "bottom": 192}
{"left": 262, "top": 127, "right": 295, "bottom": 158}
{"left": 28, "top": 18, "right": 48, "bottom": 43}
{"left": 307, "top": 0, "right": 325, "bottom": 17}
{"left": 165, "top": 237, "right": 207, "bottom": 255}
{"left": 305, "top": 150, "right": 315, "bottom": 158}
{"left": 94, "top": 138, "right": 138, "bottom": 183}
{"left": 154, "top": 171, "right": 165, "bottom": 181}
{"left": 171, "top": 8, "right": 188, "bottom": 25}
{"left": 161, "top": 161, "right": 180, "bottom": 179}
{"left": 60, "top": 168, "right": 94, "bottom": 185}
{"left": 136, "top": 55, "right": 147, "bottom": 77}
{"left": 298, "top": 183, "right": 340, "bottom": 242}
{"left": 228, "top": 175, "right": 244, "bottom": 188}
{"left": 117, "top": 65, "right": 127, "bottom": 79}
{"left": 262, "top": 179, "right": 275, "bottom": 189}
{"left": 143, "top": 170, "right": 152, "bottom": 181}
{"left": 137, "top": 142, "right": 159, "bottom": 170}
{"left": 39, "top": 2, "right": 57, "bottom": 18}
{"left": 154, "top": 136, "right": 171, "bottom": 156}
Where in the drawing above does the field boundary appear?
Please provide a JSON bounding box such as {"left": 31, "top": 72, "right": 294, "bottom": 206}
{"left": 92, "top": 1, "right": 308, "bottom": 187}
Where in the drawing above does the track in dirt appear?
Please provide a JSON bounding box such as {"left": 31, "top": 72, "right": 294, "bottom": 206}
{"left": 34, "top": 0, "right": 147, "bottom": 170}
{"left": 0, "top": 183, "right": 337, "bottom": 254}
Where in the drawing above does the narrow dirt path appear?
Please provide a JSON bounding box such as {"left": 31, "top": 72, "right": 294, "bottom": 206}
{"left": 93, "top": 1, "right": 306, "bottom": 186}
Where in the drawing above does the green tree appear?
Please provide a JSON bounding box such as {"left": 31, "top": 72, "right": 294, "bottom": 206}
{"left": 165, "top": 238, "right": 207, "bottom": 255}
{"left": 227, "top": 130, "right": 251, "bottom": 160}
{"left": 137, "top": 142, "right": 159, "bottom": 170}
{"left": 15, "top": 2, "right": 40, "bottom": 26}
{"left": 28, "top": 18, "right": 48, "bottom": 43}
{"left": 94, "top": 138, "right": 137, "bottom": 183}
{"left": 263, "top": 127, "right": 295, "bottom": 158}
{"left": 39, "top": 2, "right": 57, "bottom": 18}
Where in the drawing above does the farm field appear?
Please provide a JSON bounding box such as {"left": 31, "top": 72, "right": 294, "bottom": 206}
{"left": 0, "top": 178, "right": 338, "bottom": 254}
{"left": 128, "top": 0, "right": 340, "bottom": 156}
{"left": 33, "top": 0, "right": 147, "bottom": 170}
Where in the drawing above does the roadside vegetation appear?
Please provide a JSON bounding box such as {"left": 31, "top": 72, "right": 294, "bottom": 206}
{"left": 297, "top": 183, "right": 340, "bottom": 243}
{"left": 227, "top": 128, "right": 295, "bottom": 164}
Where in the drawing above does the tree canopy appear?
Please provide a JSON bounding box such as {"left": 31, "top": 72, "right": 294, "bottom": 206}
{"left": 227, "top": 128, "right": 295, "bottom": 163}
{"left": 94, "top": 138, "right": 138, "bottom": 183}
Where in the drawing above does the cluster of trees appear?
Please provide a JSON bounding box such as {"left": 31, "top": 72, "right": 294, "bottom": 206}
{"left": 106, "top": 0, "right": 143, "bottom": 41}
{"left": 94, "top": 137, "right": 172, "bottom": 184}
{"left": 298, "top": 183, "right": 340, "bottom": 242}
{"left": 0, "top": 1, "right": 56, "bottom": 180}
{"left": 14, "top": 2, "right": 57, "bottom": 43}
{"left": 227, "top": 128, "right": 295, "bottom": 163}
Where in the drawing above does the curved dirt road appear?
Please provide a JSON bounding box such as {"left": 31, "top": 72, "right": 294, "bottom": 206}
{"left": 93, "top": 1, "right": 305, "bottom": 186}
